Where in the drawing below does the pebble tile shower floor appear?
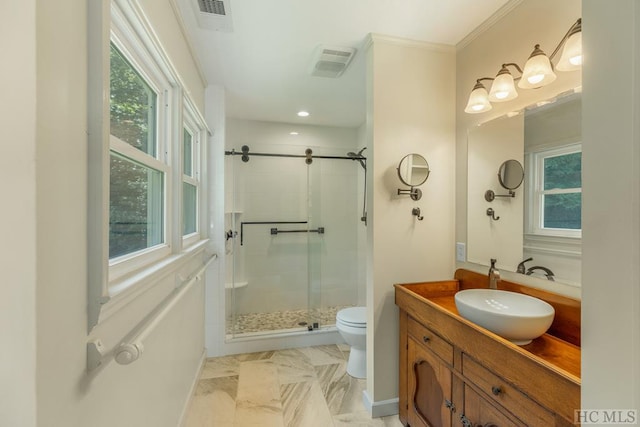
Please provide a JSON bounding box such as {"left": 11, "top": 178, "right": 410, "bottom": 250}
{"left": 226, "top": 306, "right": 351, "bottom": 335}
{"left": 183, "top": 344, "right": 403, "bottom": 427}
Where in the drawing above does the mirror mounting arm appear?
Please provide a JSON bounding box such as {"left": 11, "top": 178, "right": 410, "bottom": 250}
{"left": 398, "top": 187, "right": 422, "bottom": 201}
{"left": 485, "top": 189, "right": 516, "bottom": 202}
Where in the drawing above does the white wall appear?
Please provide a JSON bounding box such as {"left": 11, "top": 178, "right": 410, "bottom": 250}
{"left": 455, "top": 0, "right": 582, "bottom": 294}
{"left": 33, "top": 1, "right": 209, "bottom": 426}
{"left": 0, "top": 0, "right": 37, "bottom": 426}
{"left": 582, "top": 0, "right": 640, "bottom": 415}
{"left": 366, "top": 35, "right": 456, "bottom": 411}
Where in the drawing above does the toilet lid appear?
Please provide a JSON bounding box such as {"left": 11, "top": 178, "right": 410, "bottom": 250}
{"left": 337, "top": 307, "right": 366, "bottom": 327}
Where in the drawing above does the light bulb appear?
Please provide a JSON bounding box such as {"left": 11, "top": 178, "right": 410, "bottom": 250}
{"left": 527, "top": 74, "right": 545, "bottom": 85}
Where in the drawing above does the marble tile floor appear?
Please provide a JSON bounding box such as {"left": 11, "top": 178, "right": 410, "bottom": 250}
{"left": 226, "top": 306, "right": 352, "bottom": 335}
{"left": 184, "top": 344, "right": 403, "bottom": 427}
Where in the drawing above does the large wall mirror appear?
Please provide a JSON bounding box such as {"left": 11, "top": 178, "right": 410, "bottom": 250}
{"left": 467, "top": 90, "right": 582, "bottom": 286}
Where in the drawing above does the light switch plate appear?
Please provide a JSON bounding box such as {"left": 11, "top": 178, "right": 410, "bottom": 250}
{"left": 456, "top": 242, "right": 466, "bottom": 262}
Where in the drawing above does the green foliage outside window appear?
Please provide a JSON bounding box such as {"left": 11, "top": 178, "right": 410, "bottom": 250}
{"left": 543, "top": 152, "right": 581, "bottom": 230}
{"left": 109, "top": 43, "right": 162, "bottom": 259}
{"left": 110, "top": 45, "right": 157, "bottom": 157}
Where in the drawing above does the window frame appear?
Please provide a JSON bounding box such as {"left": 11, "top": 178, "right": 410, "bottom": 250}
{"left": 182, "top": 101, "right": 203, "bottom": 247}
{"left": 525, "top": 143, "right": 582, "bottom": 239}
{"left": 108, "top": 20, "right": 174, "bottom": 281}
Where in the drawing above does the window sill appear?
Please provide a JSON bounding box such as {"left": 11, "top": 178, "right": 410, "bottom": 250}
{"left": 523, "top": 234, "right": 581, "bottom": 258}
{"left": 99, "top": 239, "right": 210, "bottom": 324}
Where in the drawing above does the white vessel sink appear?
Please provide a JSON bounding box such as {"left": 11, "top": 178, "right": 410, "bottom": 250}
{"left": 454, "top": 289, "right": 555, "bottom": 345}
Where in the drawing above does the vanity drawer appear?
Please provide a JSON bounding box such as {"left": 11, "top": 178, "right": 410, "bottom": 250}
{"left": 408, "top": 317, "right": 453, "bottom": 365}
{"left": 462, "top": 353, "right": 554, "bottom": 426}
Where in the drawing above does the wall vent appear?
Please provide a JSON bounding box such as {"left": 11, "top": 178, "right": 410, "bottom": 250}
{"left": 309, "top": 46, "right": 357, "bottom": 78}
{"left": 198, "top": 0, "right": 226, "bottom": 16}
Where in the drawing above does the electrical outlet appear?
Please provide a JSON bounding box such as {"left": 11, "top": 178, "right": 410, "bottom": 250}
{"left": 456, "top": 242, "right": 466, "bottom": 262}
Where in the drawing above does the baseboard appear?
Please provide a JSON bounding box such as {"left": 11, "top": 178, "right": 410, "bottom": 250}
{"left": 362, "top": 390, "right": 399, "bottom": 418}
{"left": 177, "top": 349, "right": 206, "bottom": 427}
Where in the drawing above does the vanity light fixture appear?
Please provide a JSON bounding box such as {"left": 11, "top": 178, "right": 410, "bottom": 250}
{"left": 297, "top": 110, "right": 310, "bottom": 117}
{"left": 464, "top": 18, "right": 582, "bottom": 114}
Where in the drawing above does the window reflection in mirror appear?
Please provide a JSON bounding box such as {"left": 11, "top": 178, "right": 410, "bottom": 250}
{"left": 524, "top": 93, "right": 582, "bottom": 285}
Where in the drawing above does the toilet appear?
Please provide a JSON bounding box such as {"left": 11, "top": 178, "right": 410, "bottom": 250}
{"left": 336, "top": 306, "right": 367, "bottom": 378}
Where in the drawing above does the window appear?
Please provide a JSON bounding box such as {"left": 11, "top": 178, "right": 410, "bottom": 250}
{"left": 108, "top": 41, "right": 171, "bottom": 271}
{"left": 182, "top": 117, "right": 200, "bottom": 240}
{"left": 182, "top": 104, "right": 205, "bottom": 245}
{"left": 527, "top": 144, "right": 582, "bottom": 238}
{"left": 105, "top": 3, "right": 208, "bottom": 284}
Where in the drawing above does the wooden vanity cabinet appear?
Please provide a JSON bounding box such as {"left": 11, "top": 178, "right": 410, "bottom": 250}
{"left": 396, "top": 272, "right": 581, "bottom": 427}
{"left": 402, "top": 310, "right": 555, "bottom": 427}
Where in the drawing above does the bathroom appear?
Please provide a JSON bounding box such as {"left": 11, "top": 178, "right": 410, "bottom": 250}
{"left": 3, "top": 0, "right": 639, "bottom": 427}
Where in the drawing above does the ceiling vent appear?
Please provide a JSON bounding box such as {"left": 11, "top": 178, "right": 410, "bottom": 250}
{"left": 197, "top": 0, "right": 226, "bottom": 15}
{"left": 193, "top": 0, "right": 233, "bottom": 32}
{"left": 309, "top": 46, "right": 357, "bottom": 78}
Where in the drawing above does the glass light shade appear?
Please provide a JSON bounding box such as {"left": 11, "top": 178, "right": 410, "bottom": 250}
{"left": 556, "top": 31, "right": 582, "bottom": 71}
{"left": 518, "top": 45, "right": 557, "bottom": 89}
{"left": 489, "top": 71, "right": 518, "bottom": 102}
{"left": 464, "top": 83, "right": 492, "bottom": 114}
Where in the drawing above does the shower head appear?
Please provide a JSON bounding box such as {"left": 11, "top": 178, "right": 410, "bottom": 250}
{"left": 347, "top": 147, "right": 367, "bottom": 170}
{"left": 347, "top": 147, "right": 367, "bottom": 157}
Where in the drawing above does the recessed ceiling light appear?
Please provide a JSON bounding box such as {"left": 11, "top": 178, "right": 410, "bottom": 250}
{"left": 297, "top": 111, "right": 310, "bottom": 117}
{"left": 289, "top": 131, "right": 299, "bottom": 135}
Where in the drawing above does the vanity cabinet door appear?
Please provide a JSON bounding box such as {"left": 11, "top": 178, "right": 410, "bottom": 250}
{"left": 408, "top": 337, "right": 453, "bottom": 427}
{"left": 461, "top": 385, "right": 523, "bottom": 427}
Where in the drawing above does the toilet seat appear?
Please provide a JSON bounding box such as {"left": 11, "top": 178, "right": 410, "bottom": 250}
{"left": 337, "top": 307, "right": 366, "bottom": 328}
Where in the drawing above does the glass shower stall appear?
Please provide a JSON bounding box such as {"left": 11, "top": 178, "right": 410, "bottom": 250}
{"left": 224, "top": 144, "right": 366, "bottom": 338}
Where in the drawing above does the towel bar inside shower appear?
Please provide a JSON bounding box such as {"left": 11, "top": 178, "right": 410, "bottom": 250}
{"left": 270, "top": 227, "right": 325, "bottom": 235}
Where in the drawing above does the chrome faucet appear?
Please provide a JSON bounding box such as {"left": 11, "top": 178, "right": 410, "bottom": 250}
{"left": 488, "top": 258, "right": 500, "bottom": 289}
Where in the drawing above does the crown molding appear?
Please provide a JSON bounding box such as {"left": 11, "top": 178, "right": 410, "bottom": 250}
{"left": 364, "top": 33, "right": 455, "bottom": 53}
{"left": 456, "top": 0, "right": 525, "bottom": 51}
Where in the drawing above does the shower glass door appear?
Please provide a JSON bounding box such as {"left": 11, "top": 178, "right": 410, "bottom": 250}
{"left": 225, "top": 145, "right": 361, "bottom": 338}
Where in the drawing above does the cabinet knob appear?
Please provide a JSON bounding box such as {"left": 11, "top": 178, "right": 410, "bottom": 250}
{"left": 422, "top": 336, "right": 430, "bottom": 343}
{"left": 491, "top": 386, "right": 502, "bottom": 396}
{"left": 444, "top": 399, "right": 456, "bottom": 412}
{"left": 459, "top": 414, "right": 473, "bottom": 427}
